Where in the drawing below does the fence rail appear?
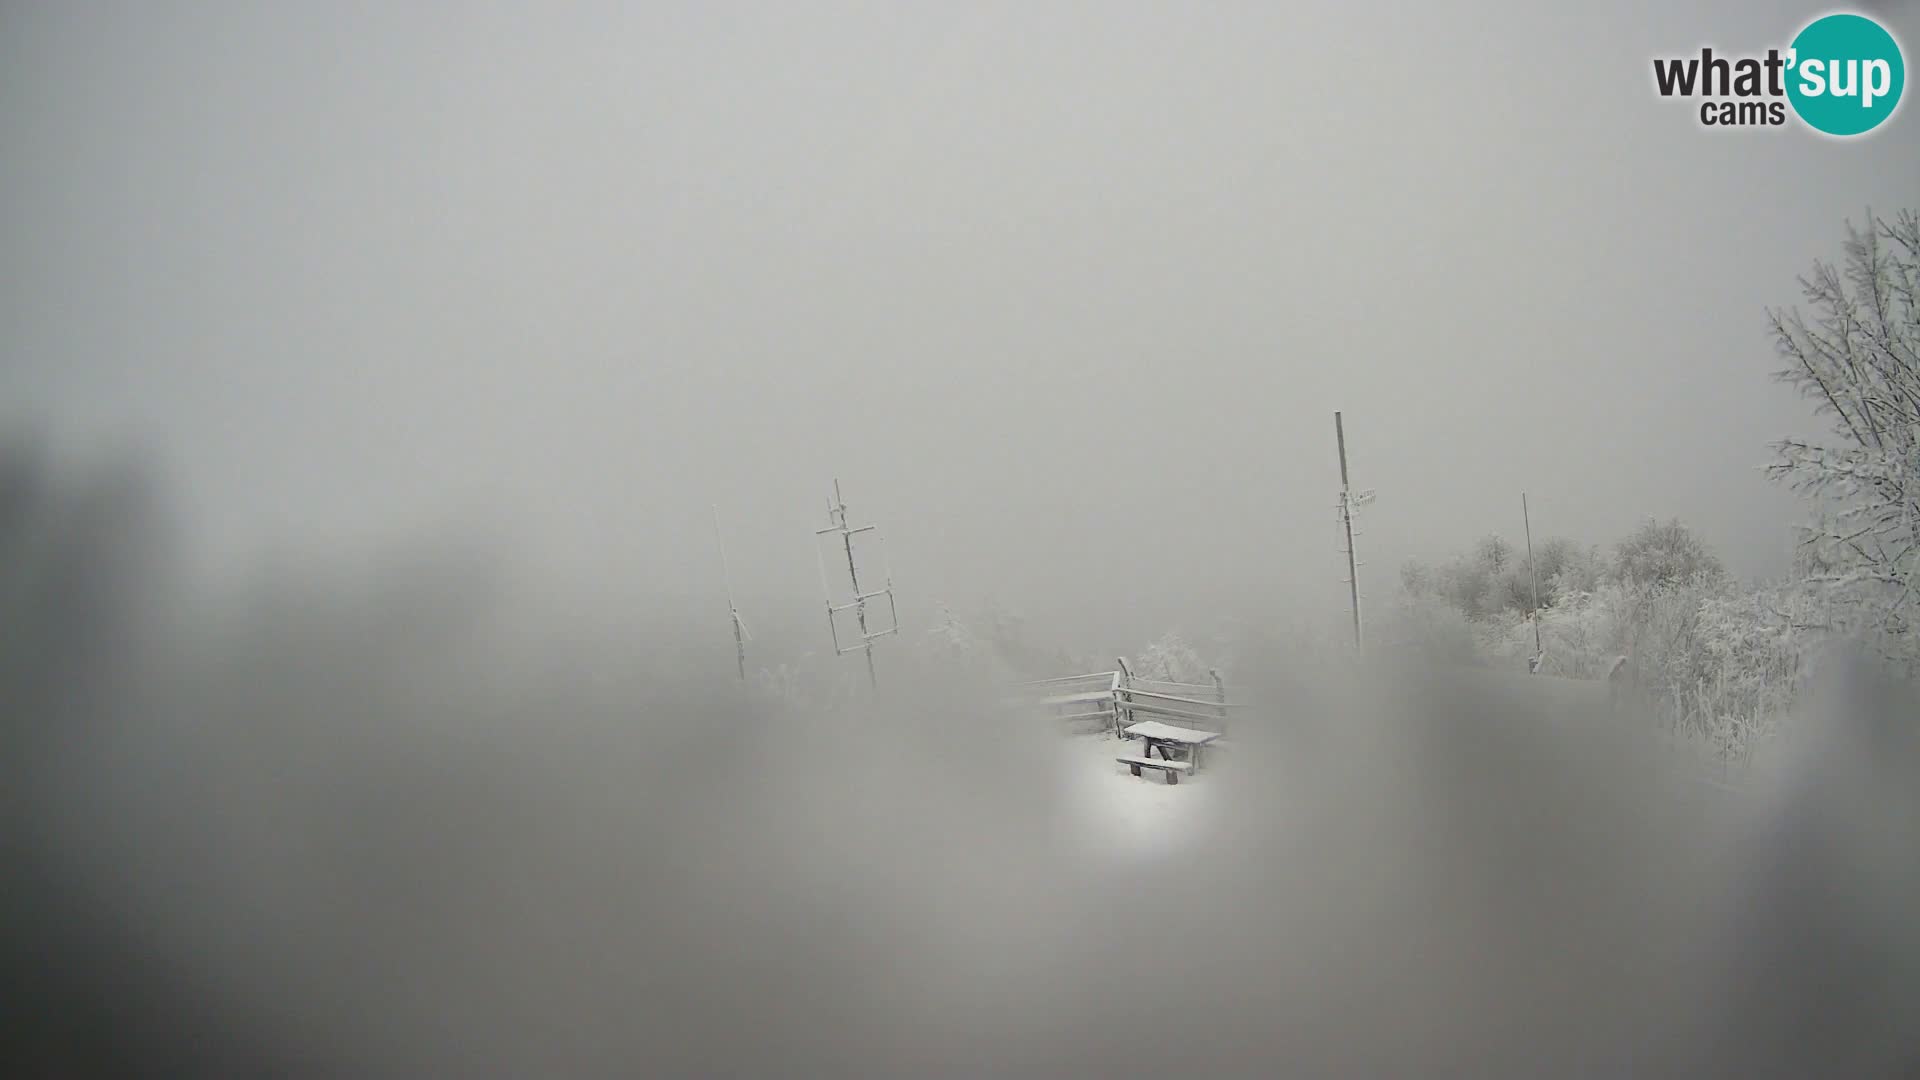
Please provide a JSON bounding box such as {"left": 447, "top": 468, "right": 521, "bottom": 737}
{"left": 1009, "top": 662, "right": 1243, "bottom": 736}
{"left": 1115, "top": 688, "right": 1234, "bottom": 733}
{"left": 1017, "top": 672, "right": 1121, "bottom": 689}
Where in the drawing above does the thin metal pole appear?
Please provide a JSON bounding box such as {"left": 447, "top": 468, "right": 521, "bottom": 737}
{"left": 712, "top": 505, "right": 746, "bottom": 682}
{"left": 1335, "top": 411, "right": 1361, "bottom": 652}
{"left": 1523, "top": 492, "right": 1543, "bottom": 662}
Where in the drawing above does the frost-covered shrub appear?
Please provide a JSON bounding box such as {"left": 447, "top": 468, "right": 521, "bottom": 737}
{"left": 1680, "top": 585, "right": 1810, "bottom": 755}
{"left": 1377, "top": 592, "right": 1483, "bottom": 668}
{"left": 925, "top": 603, "right": 978, "bottom": 660}
{"left": 1613, "top": 518, "right": 1727, "bottom": 592}
{"left": 1397, "top": 520, "right": 1818, "bottom": 761}
{"left": 1136, "top": 630, "right": 1210, "bottom": 684}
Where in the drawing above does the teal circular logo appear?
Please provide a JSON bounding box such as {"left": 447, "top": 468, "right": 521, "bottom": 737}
{"left": 1787, "top": 13, "right": 1905, "bottom": 136}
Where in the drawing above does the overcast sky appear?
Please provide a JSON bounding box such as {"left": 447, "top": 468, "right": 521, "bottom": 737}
{"left": 4, "top": 0, "right": 1917, "bottom": 642}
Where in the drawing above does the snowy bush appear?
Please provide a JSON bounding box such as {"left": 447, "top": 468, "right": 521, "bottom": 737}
{"left": 1613, "top": 518, "right": 1727, "bottom": 592}
{"left": 1395, "top": 520, "right": 1812, "bottom": 760}
{"left": 1377, "top": 591, "right": 1482, "bottom": 668}
{"left": 1135, "top": 630, "right": 1210, "bottom": 685}
{"left": 925, "top": 603, "right": 979, "bottom": 661}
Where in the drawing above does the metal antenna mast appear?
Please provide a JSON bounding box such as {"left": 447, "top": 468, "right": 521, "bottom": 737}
{"left": 813, "top": 478, "right": 899, "bottom": 688}
{"left": 712, "top": 505, "right": 750, "bottom": 682}
{"left": 1523, "top": 492, "right": 1543, "bottom": 672}
{"left": 1334, "top": 412, "right": 1373, "bottom": 652}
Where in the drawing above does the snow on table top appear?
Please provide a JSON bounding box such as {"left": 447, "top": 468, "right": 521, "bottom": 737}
{"left": 1124, "top": 720, "right": 1222, "bottom": 744}
{"left": 1062, "top": 733, "right": 1219, "bottom": 862}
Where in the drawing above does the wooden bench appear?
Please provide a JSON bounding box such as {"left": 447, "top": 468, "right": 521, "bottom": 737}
{"left": 1116, "top": 755, "right": 1194, "bottom": 784}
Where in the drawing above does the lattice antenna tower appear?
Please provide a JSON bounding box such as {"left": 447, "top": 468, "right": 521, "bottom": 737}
{"left": 813, "top": 478, "right": 899, "bottom": 688}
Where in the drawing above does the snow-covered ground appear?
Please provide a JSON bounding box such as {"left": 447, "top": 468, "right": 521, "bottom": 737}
{"left": 1057, "top": 730, "right": 1221, "bottom": 861}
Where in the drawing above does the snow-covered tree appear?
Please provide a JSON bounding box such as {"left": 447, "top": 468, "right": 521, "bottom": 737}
{"left": 1475, "top": 534, "right": 1514, "bottom": 573}
{"left": 982, "top": 602, "right": 1038, "bottom": 674}
{"left": 1769, "top": 209, "right": 1920, "bottom": 666}
{"left": 1612, "top": 517, "right": 1725, "bottom": 593}
{"left": 1401, "top": 533, "right": 1592, "bottom": 620}
{"left": 1393, "top": 520, "right": 1808, "bottom": 758}
{"left": 749, "top": 662, "right": 807, "bottom": 709}
{"left": 976, "top": 600, "right": 1074, "bottom": 677}
{"left": 1379, "top": 589, "right": 1481, "bottom": 668}
{"left": 1542, "top": 540, "right": 1605, "bottom": 604}
{"left": 1136, "top": 630, "right": 1209, "bottom": 684}
{"left": 925, "top": 602, "right": 978, "bottom": 660}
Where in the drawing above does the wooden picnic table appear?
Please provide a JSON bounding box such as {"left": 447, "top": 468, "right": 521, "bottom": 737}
{"left": 1123, "top": 720, "right": 1223, "bottom": 772}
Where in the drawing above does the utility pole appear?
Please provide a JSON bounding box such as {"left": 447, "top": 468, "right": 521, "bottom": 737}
{"left": 712, "top": 505, "right": 749, "bottom": 682}
{"left": 814, "top": 478, "right": 899, "bottom": 689}
{"left": 1335, "top": 411, "right": 1363, "bottom": 652}
{"left": 1522, "top": 492, "right": 1543, "bottom": 672}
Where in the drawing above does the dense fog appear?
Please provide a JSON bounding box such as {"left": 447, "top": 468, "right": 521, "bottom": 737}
{"left": 7, "top": 1, "right": 1920, "bottom": 1074}
{"left": 6, "top": 453, "right": 1919, "bottom": 1073}
{"left": 5, "top": 2, "right": 1919, "bottom": 640}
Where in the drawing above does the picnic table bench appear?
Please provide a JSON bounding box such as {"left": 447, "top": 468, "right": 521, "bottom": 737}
{"left": 1114, "top": 754, "right": 1194, "bottom": 784}
{"left": 1118, "top": 720, "right": 1223, "bottom": 781}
